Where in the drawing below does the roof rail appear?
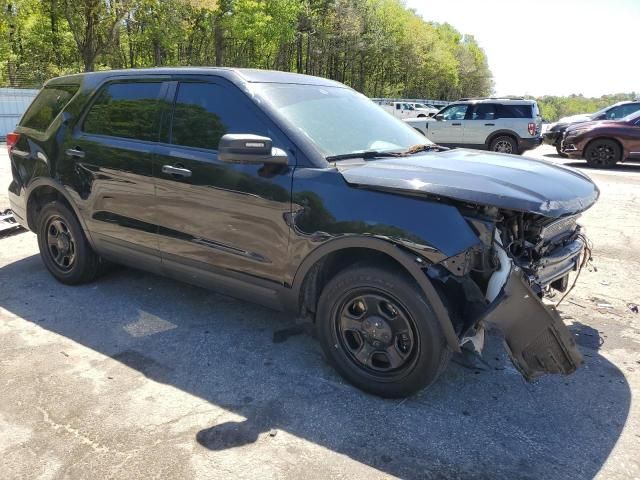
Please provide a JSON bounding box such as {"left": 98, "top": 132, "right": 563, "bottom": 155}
{"left": 458, "top": 96, "right": 526, "bottom": 101}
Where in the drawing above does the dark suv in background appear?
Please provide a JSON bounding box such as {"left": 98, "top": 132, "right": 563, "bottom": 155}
{"left": 562, "top": 111, "right": 640, "bottom": 167}
{"left": 544, "top": 100, "right": 640, "bottom": 156}
{"left": 7, "top": 68, "right": 598, "bottom": 397}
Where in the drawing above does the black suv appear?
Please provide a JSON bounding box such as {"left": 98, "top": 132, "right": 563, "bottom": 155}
{"left": 7, "top": 68, "right": 599, "bottom": 397}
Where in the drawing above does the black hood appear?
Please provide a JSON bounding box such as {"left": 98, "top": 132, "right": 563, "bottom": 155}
{"left": 337, "top": 149, "right": 599, "bottom": 217}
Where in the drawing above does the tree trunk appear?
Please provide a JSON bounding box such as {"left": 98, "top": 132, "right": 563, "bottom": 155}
{"left": 214, "top": 9, "right": 225, "bottom": 67}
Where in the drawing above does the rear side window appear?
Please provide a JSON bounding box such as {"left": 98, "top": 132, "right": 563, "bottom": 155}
{"left": 83, "top": 82, "right": 163, "bottom": 141}
{"left": 496, "top": 104, "right": 533, "bottom": 119}
{"left": 21, "top": 85, "right": 78, "bottom": 131}
{"left": 170, "top": 82, "right": 268, "bottom": 150}
{"left": 471, "top": 104, "right": 497, "bottom": 120}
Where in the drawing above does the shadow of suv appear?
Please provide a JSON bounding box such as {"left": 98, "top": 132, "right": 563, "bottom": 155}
{"left": 7, "top": 68, "right": 598, "bottom": 397}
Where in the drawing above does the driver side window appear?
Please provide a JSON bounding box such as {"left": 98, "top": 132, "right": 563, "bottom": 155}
{"left": 441, "top": 104, "right": 469, "bottom": 121}
{"left": 607, "top": 106, "right": 625, "bottom": 119}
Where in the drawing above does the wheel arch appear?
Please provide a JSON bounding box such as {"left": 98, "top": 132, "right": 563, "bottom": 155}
{"left": 485, "top": 129, "right": 520, "bottom": 148}
{"left": 25, "top": 179, "right": 93, "bottom": 245}
{"left": 286, "top": 237, "right": 461, "bottom": 352}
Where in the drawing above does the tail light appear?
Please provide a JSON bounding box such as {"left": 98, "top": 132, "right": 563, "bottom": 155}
{"left": 527, "top": 122, "right": 536, "bottom": 136}
{"left": 6, "top": 132, "right": 20, "bottom": 154}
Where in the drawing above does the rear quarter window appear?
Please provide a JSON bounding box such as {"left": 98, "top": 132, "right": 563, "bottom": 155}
{"left": 20, "top": 85, "right": 78, "bottom": 131}
{"left": 496, "top": 104, "right": 533, "bottom": 119}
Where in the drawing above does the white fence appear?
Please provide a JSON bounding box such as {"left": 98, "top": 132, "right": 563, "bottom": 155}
{"left": 0, "top": 88, "right": 40, "bottom": 140}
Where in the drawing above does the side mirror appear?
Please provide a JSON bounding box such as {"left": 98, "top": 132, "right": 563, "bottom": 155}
{"left": 218, "top": 134, "right": 288, "bottom": 166}
{"left": 435, "top": 114, "right": 444, "bottom": 121}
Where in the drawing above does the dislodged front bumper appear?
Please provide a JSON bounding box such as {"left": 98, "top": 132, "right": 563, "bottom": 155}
{"left": 481, "top": 268, "right": 583, "bottom": 380}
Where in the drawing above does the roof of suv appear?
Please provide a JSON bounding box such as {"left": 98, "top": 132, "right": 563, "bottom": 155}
{"left": 47, "top": 67, "right": 345, "bottom": 88}
{"left": 455, "top": 97, "right": 537, "bottom": 105}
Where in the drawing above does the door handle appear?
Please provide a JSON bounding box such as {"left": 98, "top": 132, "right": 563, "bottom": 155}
{"left": 451, "top": 123, "right": 462, "bottom": 126}
{"left": 162, "top": 165, "right": 192, "bottom": 178}
{"left": 484, "top": 123, "right": 495, "bottom": 126}
{"left": 65, "top": 148, "right": 85, "bottom": 159}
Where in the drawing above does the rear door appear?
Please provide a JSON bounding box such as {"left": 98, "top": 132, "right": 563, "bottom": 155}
{"left": 64, "top": 79, "right": 168, "bottom": 270}
{"left": 426, "top": 104, "right": 469, "bottom": 145}
{"left": 153, "top": 79, "right": 293, "bottom": 296}
{"left": 464, "top": 103, "right": 498, "bottom": 145}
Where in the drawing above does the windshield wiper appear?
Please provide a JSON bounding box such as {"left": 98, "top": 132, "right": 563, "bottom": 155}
{"left": 326, "top": 144, "right": 449, "bottom": 162}
{"left": 325, "top": 150, "right": 398, "bottom": 162}
{"left": 393, "top": 144, "right": 450, "bottom": 155}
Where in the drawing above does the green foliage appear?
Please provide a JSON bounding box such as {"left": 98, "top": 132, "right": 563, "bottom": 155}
{"left": 536, "top": 93, "right": 638, "bottom": 122}
{"left": 1, "top": 0, "right": 493, "bottom": 99}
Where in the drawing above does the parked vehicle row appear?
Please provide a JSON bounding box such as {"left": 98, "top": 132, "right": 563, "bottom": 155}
{"left": 7, "top": 68, "right": 596, "bottom": 397}
{"left": 405, "top": 97, "right": 542, "bottom": 154}
{"left": 544, "top": 100, "right": 640, "bottom": 156}
{"left": 561, "top": 110, "right": 640, "bottom": 167}
{"left": 377, "top": 100, "right": 439, "bottom": 119}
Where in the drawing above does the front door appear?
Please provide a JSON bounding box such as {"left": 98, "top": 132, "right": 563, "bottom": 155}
{"left": 426, "top": 104, "right": 469, "bottom": 145}
{"left": 63, "top": 79, "right": 168, "bottom": 270}
{"left": 153, "top": 79, "right": 293, "bottom": 299}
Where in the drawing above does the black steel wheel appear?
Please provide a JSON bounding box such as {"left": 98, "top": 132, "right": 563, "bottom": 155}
{"left": 335, "top": 291, "right": 419, "bottom": 375}
{"left": 584, "top": 139, "right": 621, "bottom": 168}
{"left": 317, "top": 264, "right": 450, "bottom": 398}
{"left": 37, "top": 202, "right": 102, "bottom": 285}
{"left": 490, "top": 135, "right": 518, "bottom": 154}
{"left": 44, "top": 216, "right": 76, "bottom": 271}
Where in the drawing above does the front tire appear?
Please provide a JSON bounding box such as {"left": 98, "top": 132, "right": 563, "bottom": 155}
{"left": 316, "top": 264, "right": 450, "bottom": 398}
{"left": 490, "top": 135, "right": 518, "bottom": 154}
{"left": 37, "top": 202, "right": 102, "bottom": 285}
{"left": 555, "top": 142, "right": 568, "bottom": 158}
{"left": 584, "top": 139, "right": 621, "bottom": 168}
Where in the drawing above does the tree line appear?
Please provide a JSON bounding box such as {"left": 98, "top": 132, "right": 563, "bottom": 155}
{"left": 0, "top": 0, "right": 493, "bottom": 100}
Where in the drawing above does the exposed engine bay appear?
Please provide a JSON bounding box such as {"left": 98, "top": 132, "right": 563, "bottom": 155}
{"left": 430, "top": 205, "right": 588, "bottom": 381}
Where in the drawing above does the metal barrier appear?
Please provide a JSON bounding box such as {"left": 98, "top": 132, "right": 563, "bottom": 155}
{"left": 0, "top": 88, "right": 40, "bottom": 140}
{"left": 370, "top": 98, "right": 451, "bottom": 108}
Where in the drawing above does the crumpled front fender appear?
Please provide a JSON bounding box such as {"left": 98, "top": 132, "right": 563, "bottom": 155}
{"left": 482, "top": 268, "right": 583, "bottom": 380}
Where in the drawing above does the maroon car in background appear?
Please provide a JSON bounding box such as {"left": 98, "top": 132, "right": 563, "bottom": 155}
{"left": 561, "top": 111, "right": 640, "bottom": 167}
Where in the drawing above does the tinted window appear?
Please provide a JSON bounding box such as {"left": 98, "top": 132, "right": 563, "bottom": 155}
{"left": 620, "top": 103, "right": 640, "bottom": 118}
{"left": 83, "top": 82, "right": 163, "bottom": 141}
{"left": 21, "top": 85, "right": 77, "bottom": 131}
{"left": 471, "top": 104, "right": 497, "bottom": 120}
{"left": 496, "top": 104, "right": 533, "bottom": 118}
{"left": 440, "top": 104, "right": 469, "bottom": 120}
{"left": 171, "top": 82, "right": 268, "bottom": 150}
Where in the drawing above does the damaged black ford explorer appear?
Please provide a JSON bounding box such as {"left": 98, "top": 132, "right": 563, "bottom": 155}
{"left": 7, "top": 68, "right": 599, "bottom": 397}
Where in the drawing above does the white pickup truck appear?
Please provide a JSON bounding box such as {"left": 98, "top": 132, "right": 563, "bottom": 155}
{"left": 378, "top": 101, "right": 439, "bottom": 119}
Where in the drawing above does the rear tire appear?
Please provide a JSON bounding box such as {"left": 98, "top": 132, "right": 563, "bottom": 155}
{"left": 316, "top": 264, "right": 450, "bottom": 398}
{"left": 584, "top": 139, "right": 621, "bottom": 168}
{"left": 37, "top": 202, "right": 102, "bottom": 285}
{"left": 490, "top": 135, "right": 518, "bottom": 154}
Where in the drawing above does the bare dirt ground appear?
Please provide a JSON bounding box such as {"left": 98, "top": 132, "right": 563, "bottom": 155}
{"left": 1, "top": 145, "right": 639, "bottom": 480}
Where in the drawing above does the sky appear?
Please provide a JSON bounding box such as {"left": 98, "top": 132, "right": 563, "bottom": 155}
{"left": 405, "top": 0, "right": 640, "bottom": 98}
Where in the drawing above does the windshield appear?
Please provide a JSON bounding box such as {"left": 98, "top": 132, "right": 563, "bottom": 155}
{"left": 589, "top": 105, "right": 612, "bottom": 120}
{"left": 251, "top": 83, "right": 431, "bottom": 157}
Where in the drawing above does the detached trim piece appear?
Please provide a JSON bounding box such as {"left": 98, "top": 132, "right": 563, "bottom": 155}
{"left": 482, "top": 269, "right": 583, "bottom": 380}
